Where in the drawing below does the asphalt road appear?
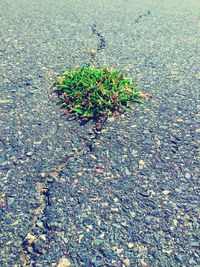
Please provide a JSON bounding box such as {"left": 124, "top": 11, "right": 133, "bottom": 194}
{"left": 0, "top": 0, "right": 199, "bottom": 266}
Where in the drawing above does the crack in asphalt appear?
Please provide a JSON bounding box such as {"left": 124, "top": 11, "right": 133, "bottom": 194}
{"left": 89, "top": 24, "right": 106, "bottom": 63}
{"left": 135, "top": 10, "right": 151, "bottom": 23}
{"left": 16, "top": 133, "right": 101, "bottom": 265}
{"left": 17, "top": 180, "right": 55, "bottom": 265}
{"left": 91, "top": 24, "right": 106, "bottom": 52}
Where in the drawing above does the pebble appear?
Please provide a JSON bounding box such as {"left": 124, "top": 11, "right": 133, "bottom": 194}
{"left": 57, "top": 257, "right": 71, "bottom": 267}
{"left": 131, "top": 149, "right": 138, "bottom": 156}
{"left": 125, "top": 167, "right": 131, "bottom": 176}
{"left": 139, "top": 159, "right": 145, "bottom": 169}
{"left": 127, "top": 243, "right": 134, "bottom": 249}
{"left": 185, "top": 173, "right": 191, "bottom": 179}
{"left": 0, "top": 161, "right": 8, "bottom": 167}
{"left": 0, "top": 99, "right": 12, "bottom": 104}
{"left": 26, "top": 151, "right": 33, "bottom": 156}
{"left": 36, "top": 221, "right": 44, "bottom": 228}
{"left": 162, "top": 190, "right": 171, "bottom": 195}
{"left": 25, "top": 233, "right": 37, "bottom": 245}
{"left": 195, "top": 72, "right": 200, "bottom": 79}
{"left": 130, "top": 211, "right": 136, "bottom": 218}
{"left": 123, "top": 258, "right": 131, "bottom": 266}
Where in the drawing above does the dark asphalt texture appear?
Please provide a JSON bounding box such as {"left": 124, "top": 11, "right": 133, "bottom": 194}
{"left": 0, "top": 0, "right": 200, "bottom": 266}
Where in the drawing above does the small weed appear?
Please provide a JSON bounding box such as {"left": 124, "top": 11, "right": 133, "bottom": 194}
{"left": 52, "top": 65, "right": 143, "bottom": 122}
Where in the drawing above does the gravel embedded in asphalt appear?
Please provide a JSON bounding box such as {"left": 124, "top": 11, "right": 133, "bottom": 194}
{"left": 0, "top": 0, "right": 200, "bottom": 266}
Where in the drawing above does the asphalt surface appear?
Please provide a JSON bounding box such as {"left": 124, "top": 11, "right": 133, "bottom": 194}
{"left": 0, "top": 0, "right": 200, "bottom": 266}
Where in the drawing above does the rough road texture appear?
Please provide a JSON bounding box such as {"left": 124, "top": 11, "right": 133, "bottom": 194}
{"left": 0, "top": 0, "right": 200, "bottom": 266}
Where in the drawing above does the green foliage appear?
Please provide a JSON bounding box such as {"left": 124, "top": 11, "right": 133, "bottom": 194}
{"left": 53, "top": 65, "right": 142, "bottom": 120}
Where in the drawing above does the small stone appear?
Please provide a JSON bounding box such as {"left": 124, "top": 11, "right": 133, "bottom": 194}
{"left": 139, "top": 160, "right": 145, "bottom": 169}
{"left": 195, "top": 72, "right": 200, "bottom": 79}
{"left": 185, "top": 173, "right": 191, "bottom": 179}
{"left": 175, "top": 188, "right": 183, "bottom": 193}
{"left": 130, "top": 211, "right": 136, "bottom": 218}
{"left": 7, "top": 197, "right": 15, "bottom": 206}
{"left": 131, "top": 149, "right": 138, "bottom": 156}
{"left": 72, "top": 179, "right": 79, "bottom": 185}
{"left": 95, "top": 169, "right": 105, "bottom": 174}
{"left": 123, "top": 258, "right": 131, "bottom": 266}
{"left": 113, "top": 197, "right": 119, "bottom": 203}
{"left": 26, "top": 151, "right": 33, "bottom": 156}
{"left": 190, "top": 242, "right": 199, "bottom": 247}
{"left": 89, "top": 154, "right": 97, "bottom": 160}
{"left": 138, "top": 245, "right": 148, "bottom": 253}
{"left": 3, "top": 78, "right": 11, "bottom": 83}
{"left": 36, "top": 221, "right": 44, "bottom": 228}
{"left": 89, "top": 49, "right": 97, "bottom": 54}
{"left": 87, "top": 224, "right": 93, "bottom": 230}
{"left": 40, "top": 234, "right": 46, "bottom": 241}
{"left": 173, "top": 219, "right": 178, "bottom": 227}
{"left": 189, "top": 259, "right": 197, "bottom": 265}
{"left": 140, "top": 259, "right": 148, "bottom": 267}
{"left": 57, "top": 257, "right": 71, "bottom": 267}
{"left": 0, "top": 99, "right": 11, "bottom": 104}
{"left": 11, "top": 220, "right": 19, "bottom": 226}
{"left": 115, "top": 247, "right": 123, "bottom": 254}
{"left": 78, "top": 234, "right": 84, "bottom": 243}
{"left": 110, "top": 207, "right": 119, "bottom": 212}
{"left": 162, "top": 190, "right": 171, "bottom": 195}
{"left": 107, "top": 117, "right": 115, "bottom": 122}
{"left": 25, "top": 233, "right": 37, "bottom": 245}
{"left": 183, "top": 221, "right": 190, "bottom": 227}
{"left": 175, "top": 118, "right": 184, "bottom": 122}
{"left": 121, "top": 221, "right": 127, "bottom": 226}
{"left": 27, "top": 246, "right": 34, "bottom": 254}
{"left": 50, "top": 172, "right": 59, "bottom": 178}
{"left": 127, "top": 243, "right": 134, "bottom": 249}
{"left": 125, "top": 167, "right": 131, "bottom": 176}
{"left": 0, "top": 161, "right": 8, "bottom": 167}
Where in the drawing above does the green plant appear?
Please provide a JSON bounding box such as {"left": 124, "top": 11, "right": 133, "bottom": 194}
{"left": 52, "top": 65, "right": 142, "bottom": 121}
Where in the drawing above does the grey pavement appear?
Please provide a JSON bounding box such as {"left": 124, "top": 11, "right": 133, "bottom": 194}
{"left": 0, "top": 0, "right": 199, "bottom": 266}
